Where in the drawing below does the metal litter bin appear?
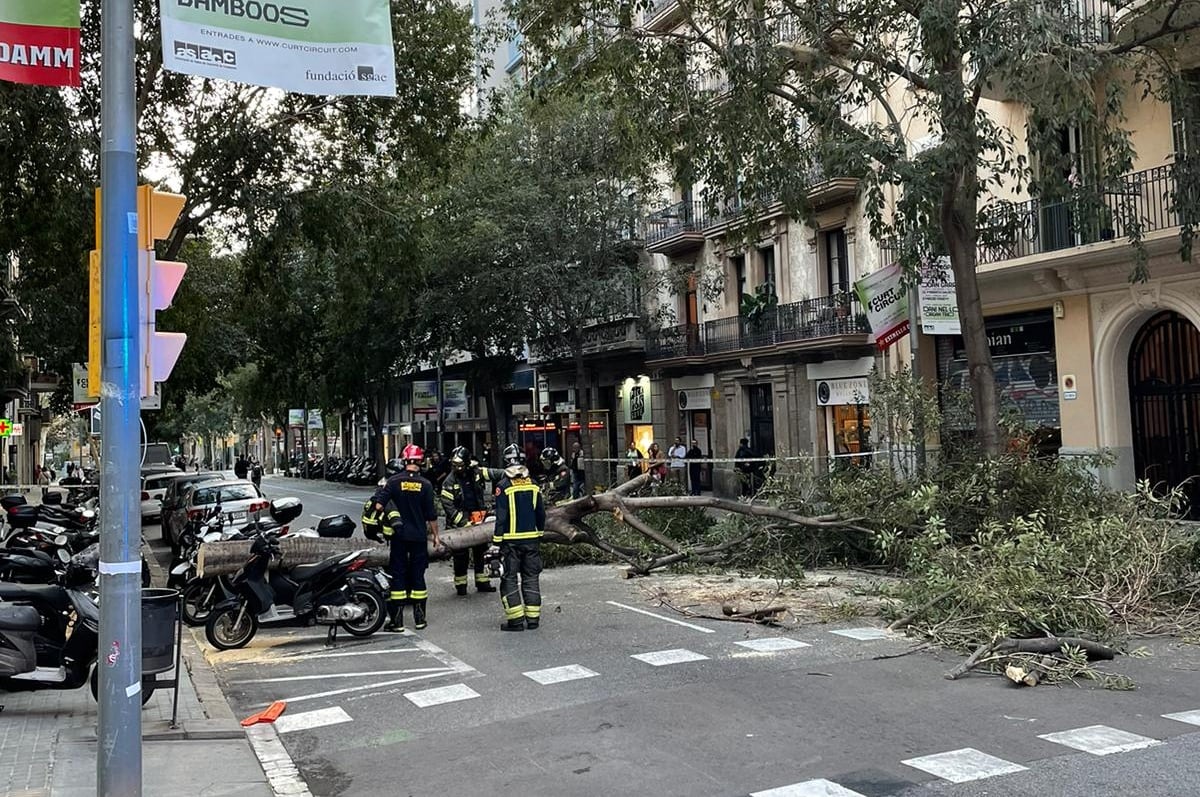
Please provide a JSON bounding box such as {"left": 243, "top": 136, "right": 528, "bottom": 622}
{"left": 141, "top": 588, "right": 179, "bottom": 675}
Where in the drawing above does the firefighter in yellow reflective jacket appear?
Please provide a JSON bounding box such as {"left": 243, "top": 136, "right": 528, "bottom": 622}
{"left": 360, "top": 494, "right": 399, "bottom": 543}
{"left": 441, "top": 447, "right": 503, "bottom": 596}
{"left": 538, "top": 447, "right": 573, "bottom": 505}
{"left": 372, "top": 444, "right": 440, "bottom": 632}
{"left": 489, "top": 444, "right": 546, "bottom": 631}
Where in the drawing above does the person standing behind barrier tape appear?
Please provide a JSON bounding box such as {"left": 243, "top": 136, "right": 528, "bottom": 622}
{"left": 489, "top": 444, "right": 546, "bottom": 632}
{"left": 372, "top": 444, "right": 440, "bottom": 632}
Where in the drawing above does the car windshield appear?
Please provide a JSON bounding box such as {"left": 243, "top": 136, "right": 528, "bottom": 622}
{"left": 192, "top": 484, "right": 258, "bottom": 504}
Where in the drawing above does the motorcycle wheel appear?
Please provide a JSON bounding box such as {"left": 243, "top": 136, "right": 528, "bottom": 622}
{"left": 90, "top": 667, "right": 156, "bottom": 706}
{"left": 182, "top": 578, "right": 216, "bottom": 626}
{"left": 205, "top": 604, "right": 258, "bottom": 650}
{"left": 341, "top": 585, "right": 387, "bottom": 637}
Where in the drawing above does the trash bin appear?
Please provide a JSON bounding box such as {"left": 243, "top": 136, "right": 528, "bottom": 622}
{"left": 141, "top": 588, "right": 179, "bottom": 675}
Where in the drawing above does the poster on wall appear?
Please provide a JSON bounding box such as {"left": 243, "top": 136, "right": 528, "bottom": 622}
{"left": 918, "top": 257, "right": 961, "bottom": 335}
{"left": 160, "top": 0, "right": 397, "bottom": 97}
{"left": 412, "top": 380, "right": 438, "bottom": 416}
{"left": 0, "top": 0, "right": 81, "bottom": 88}
{"left": 621, "top": 376, "right": 652, "bottom": 425}
{"left": 854, "top": 264, "right": 909, "bottom": 350}
{"left": 306, "top": 410, "right": 323, "bottom": 430}
{"left": 442, "top": 380, "right": 468, "bottom": 414}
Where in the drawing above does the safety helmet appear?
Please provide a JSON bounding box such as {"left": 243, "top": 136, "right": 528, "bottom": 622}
{"left": 450, "top": 446, "right": 471, "bottom": 468}
{"left": 502, "top": 443, "right": 525, "bottom": 466}
{"left": 540, "top": 447, "right": 560, "bottom": 465}
{"left": 401, "top": 444, "right": 424, "bottom": 465}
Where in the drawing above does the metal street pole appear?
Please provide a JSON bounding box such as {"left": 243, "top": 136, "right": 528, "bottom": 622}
{"left": 98, "top": 0, "right": 143, "bottom": 793}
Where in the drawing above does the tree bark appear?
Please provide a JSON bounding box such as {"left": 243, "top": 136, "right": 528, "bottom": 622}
{"left": 367, "top": 394, "right": 386, "bottom": 478}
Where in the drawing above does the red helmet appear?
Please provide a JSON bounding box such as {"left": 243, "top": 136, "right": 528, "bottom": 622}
{"left": 401, "top": 444, "right": 424, "bottom": 464}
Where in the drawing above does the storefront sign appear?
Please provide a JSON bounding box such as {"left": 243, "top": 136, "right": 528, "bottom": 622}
{"left": 443, "top": 380, "right": 468, "bottom": 414}
{"left": 412, "top": 380, "right": 438, "bottom": 416}
{"left": 160, "top": 0, "right": 397, "bottom": 97}
{"left": 306, "top": 410, "right": 323, "bottom": 430}
{"left": 816, "top": 377, "right": 870, "bottom": 406}
{"left": 854, "top": 264, "right": 909, "bottom": 351}
{"left": 677, "top": 388, "right": 712, "bottom": 411}
{"left": 0, "top": 0, "right": 81, "bottom": 88}
{"left": 918, "top": 257, "right": 961, "bottom": 335}
{"left": 621, "top": 376, "right": 652, "bottom": 425}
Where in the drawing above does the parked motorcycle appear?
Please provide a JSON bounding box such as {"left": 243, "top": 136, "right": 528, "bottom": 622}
{"left": 204, "top": 530, "right": 386, "bottom": 650}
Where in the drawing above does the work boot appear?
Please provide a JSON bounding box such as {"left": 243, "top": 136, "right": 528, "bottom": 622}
{"left": 413, "top": 599, "right": 427, "bottom": 630}
{"left": 525, "top": 619, "right": 539, "bottom": 630}
{"left": 476, "top": 581, "right": 496, "bottom": 593}
{"left": 456, "top": 584, "right": 468, "bottom": 597}
{"left": 386, "top": 603, "right": 405, "bottom": 633}
{"left": 500, "top": 620, "right": 525, "bottom": 632}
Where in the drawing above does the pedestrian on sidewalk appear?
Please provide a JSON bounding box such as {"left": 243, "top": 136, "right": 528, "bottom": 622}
{"left": 372, "top": 444, "right": 441, "bottom": 632}
{"left": 686, "top": 439, "right": 703, "bottom": 495}
{"left": 625, "top": 442, "right": 643, "bottom": 482}
{"left": 667, "top": 437, "right": 688, "bottom": 487}
{"left": 569, "top": 441, "right": 586, "bottom": 498}
{"left": 735, "top": 438, "right": 756, "bottom": 497}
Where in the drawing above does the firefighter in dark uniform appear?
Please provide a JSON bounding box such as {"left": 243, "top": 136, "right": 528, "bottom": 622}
{"left": 538, "top": 447, "right": 573, "bottom": 505}
{"left": 372, "top": 444, "right": 440, "bottom": 632}
{"left": 441, "top": 446, "right": 504, "bottom": 596}
{"left": 489, "top": 444, "right": 546, "bottom": 631}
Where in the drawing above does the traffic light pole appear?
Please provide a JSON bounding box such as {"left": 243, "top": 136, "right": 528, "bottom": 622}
{"left": 98, "top": 0, "right": 143, "bottom": 793}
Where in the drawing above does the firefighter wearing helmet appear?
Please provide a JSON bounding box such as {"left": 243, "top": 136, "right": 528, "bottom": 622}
{"left": 489, "top": 443, "right": 546, "bottom": 631}
{"left": 371, "top": 443, "right": 440, "bottom": 632}
{"left": 440, "top": 446, "right": 506, "bottom": 596}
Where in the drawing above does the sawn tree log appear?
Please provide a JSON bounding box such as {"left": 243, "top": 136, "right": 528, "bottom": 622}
{"left": 196, "top": 474, "right": 863, "bottom": 577}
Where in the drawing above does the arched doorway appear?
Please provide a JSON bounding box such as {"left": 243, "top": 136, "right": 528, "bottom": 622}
{"left": 1128, "top": 310, "right": 1200, "bottom": 517}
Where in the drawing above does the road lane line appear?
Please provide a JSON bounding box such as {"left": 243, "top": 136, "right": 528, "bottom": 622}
{"left": 828, "top": 627, "right": 891, "bottom": 640}
{"left": 234, "top": 667, "right": 454, "bottom": 685}
{"left": 901, "top": 748, "right": 1027, "bottom": 783}
{"left": 605, "top": 600, "right": 716, "bottom": 633}
{"left": 411, "top": 637, "right": 478, "bottom": 675}
{"left": 735, "top": 637, "right": 812, "bottom": 653}
{"left": 277, "top": 646, "right": 424, "bottom": 661}
{"left": 1037, "top": 725, "right": 1162, "bottom": 756}
{"left": 281, "top": 671, "right": 455, "bottom": 704}
{"left": 1163, "top": 710, "right": 1200, "bottom": 726}
{"left": 404, "top": 683, "right": 480, "bottom": 708}
{"left": 523, "top": 664, "right": 599, "bottom": 685}
{"left": 272, "top": 484, "right": 367, "bottom": 505}
{"left": 273, "top": 706, "right": 353, "bottom": 734}
{"left": 631, "top": 648, "right": 709, "bottom": 666}
{"left": 751, "top": 779, "right": 866, "bottom": 797}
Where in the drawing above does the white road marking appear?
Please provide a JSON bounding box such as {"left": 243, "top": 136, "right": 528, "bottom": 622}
{"left": 276, "top": 646, "right": 424, "bottom": 662}
{"left": 274, "top": 484, "right": 366, "bottom": 505}
{"left": 405, "top": 683, "right": 480, "bottom": 708}
{"left": 829, "top": 627, "right": 890, "bottom": 641}
{"left": 234, "top": 667, "right": 453, "bottom": 685}
{"left": 281, "top": 671, "right": 456, "bottom": 704}
{"left": 751, "top": 779, "right": 866, "bottom": 797}
{"left": 411, "top": 636, "right": 478, "bottom": 675}
{"left": 901, "top": 748, "right": 1028, "bottom": 783}
{"left": 273, "top": 706, "right": 353, "bottom": 734}
{"left": 631, "top": 648, "right": 710, "bottom": 667}
{"left": 605, "top": 600, "right": 717, "bottom": 633}
{"left": 523, "top": 664, "right": 599, "bottom": 685}
{"left": 735, "top": 637, "right": 812, "bottom": 653}
{"left": 1038, "top": 725, "right": 1162, "bottom": 756}
{"left": 1163, "top": 710, "right": 1200, "bottom": 727}
{"left": 245, "top": 724, "right": 315, "bottom": 797}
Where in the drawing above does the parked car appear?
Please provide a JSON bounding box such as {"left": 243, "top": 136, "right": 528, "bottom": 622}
{"left": 141, "top": 471, "right": 187, "bottom": 524}
{"left": 160, "top": 471, "right": 225, "bottom": 545}
{"left": 167, "top": 480, "right": 269, "bottom": 550}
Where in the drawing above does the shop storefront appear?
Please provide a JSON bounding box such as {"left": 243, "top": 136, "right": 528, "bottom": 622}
{"left": 620, "top": 375, "right": 654, "bottom": 455}
{"left": 816, "top": 376, "right": 872, "bottom": 466}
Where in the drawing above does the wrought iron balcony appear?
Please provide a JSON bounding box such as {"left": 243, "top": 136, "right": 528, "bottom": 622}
{"left": 642, "top": 200, "right": 708, "bottom": 254}
{"left": 645, "top": 292, "right": 870, "bottom": 362}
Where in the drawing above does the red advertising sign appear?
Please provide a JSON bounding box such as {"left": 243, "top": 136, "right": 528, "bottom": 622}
{"left": 0, "top": 1, "right": 81, "bottom": 88}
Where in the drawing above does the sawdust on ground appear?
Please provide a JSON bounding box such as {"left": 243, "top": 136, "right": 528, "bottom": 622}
{"left": 632, "top": 568, "right": 903, "bottom": 626}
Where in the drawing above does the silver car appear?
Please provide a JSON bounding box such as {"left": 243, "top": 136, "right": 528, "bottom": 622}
{"left": 169, "top": 480, "right": 268, "bottom": 543}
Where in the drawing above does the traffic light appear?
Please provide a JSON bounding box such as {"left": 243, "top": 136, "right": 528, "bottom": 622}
{"left": 136, "top": 185, "right": 187, "bottom": 398}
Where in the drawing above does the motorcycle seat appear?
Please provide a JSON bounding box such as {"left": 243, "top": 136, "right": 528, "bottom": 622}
{"left": 0, "top": 583, "right": 71, "bottom": 612}
{"left": 0, "top": 604, "right": 41, "bottom": 631}
{"left": 288, "top": 560, "right": 335, "bottom": 581}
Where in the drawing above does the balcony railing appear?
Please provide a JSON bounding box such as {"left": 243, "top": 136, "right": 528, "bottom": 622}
{"left": 977, "top": 162, "right": 1183, "bottom": 265}
{"left": 1054, "top": 0, "right": 1114, "bottom": 44}
{"left": 642, "top": 200, "right": 708, "bottom": 244}
{"left": 646, "top": 292, "right": 869, "bottom": 361}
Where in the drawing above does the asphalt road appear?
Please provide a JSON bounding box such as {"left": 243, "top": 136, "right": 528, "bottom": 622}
{"left": 148, "top": 476, "right": 1200, "bottom": 797}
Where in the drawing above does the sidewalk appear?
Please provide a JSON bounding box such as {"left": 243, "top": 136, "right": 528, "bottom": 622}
{"left": 0, "top": 546, "right": 277, "bottom": 797}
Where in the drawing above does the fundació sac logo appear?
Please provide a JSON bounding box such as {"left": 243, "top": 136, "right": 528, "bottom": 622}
{"left": 174, "top": 40, "right": 237, "bottom": 67}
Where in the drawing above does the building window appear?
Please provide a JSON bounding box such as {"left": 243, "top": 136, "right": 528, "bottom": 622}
{"left": 732, "top": 254, "right": 747, "bottom": 310}
{"left": 760, "top": 245, "right": 776, "bottom": 293}
{"left": 1172, "top": 69, "right": 1200, "bottom": 156}
{"left": 822, "top": 228, "right": 849, "bottom": 294}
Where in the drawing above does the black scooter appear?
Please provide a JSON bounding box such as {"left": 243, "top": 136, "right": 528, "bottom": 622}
{"left": 204, "top": 531, "right": 386, "bottom": 650}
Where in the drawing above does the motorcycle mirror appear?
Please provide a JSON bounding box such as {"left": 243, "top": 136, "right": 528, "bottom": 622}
{"left": 55, "top": 534, "right": 69, "bottom": 547}
{"left": 377, "top": 478, "right": 386, "bottom": 487}
{"left": 81, "top": 509, "right": 96, "bottom": 520}
{"left": 57, "top": 548, "right": 71, "bottom": 563}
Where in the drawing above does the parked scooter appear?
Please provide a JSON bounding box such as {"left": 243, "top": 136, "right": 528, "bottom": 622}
{"left": 204, "top": 530, "right": 386, "bottom": 650}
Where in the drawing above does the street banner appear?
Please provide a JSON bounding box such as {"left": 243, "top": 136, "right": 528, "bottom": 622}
{"left": 287, "top": 408, "right": 304, "bottom": 426}
{"left": 0, "top": 0, "right": 81, "bottom": 88}
{"left": 918, "top": 256, "right": 961, "bottom": 335}
{"left": 443, "top": 380, "right": 467, "bottom": 414}
{"left": 854, "top": 263, "right": 909, "bottom": 351}
{"left": 306, "top": 410, "right": 323, "bottom": 430}
{"left": 412, "top": 380, "right": 438, "bottom": 416}
{"left": 159, "top": 0, "right": 397, "bottom": 97}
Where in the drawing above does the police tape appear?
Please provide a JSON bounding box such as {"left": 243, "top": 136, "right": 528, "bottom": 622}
{"left": 577, "top": 451, "right": 881, "bottom": 465}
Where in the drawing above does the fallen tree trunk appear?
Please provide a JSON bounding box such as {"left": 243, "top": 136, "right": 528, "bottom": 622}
{"left": 945, "top": 636, "right": 1118, "bottom": 680}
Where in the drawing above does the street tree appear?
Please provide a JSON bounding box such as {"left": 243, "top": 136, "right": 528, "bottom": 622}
{"left": 513, "top": 0, "right": 1200, "bottom": 455}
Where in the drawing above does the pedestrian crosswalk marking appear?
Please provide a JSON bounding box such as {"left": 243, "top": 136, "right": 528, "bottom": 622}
{"left": 1162, "top": 710, "right": 1200, "bottom": 727}
{"left": 828, "top": 627, "right": 890, "bottom": 641}
{"left": 750, "top": 778, "right": 866, "bottom": 796}
{"left": 404, "top": 682, "right": 481, "bottom": 708}
{"left": 631, "top": 648, "right": 709, "bottom": 666}
{"left": 735, "top": 637, "right": 812, "bottom": 653}
{"left": 901, "top": 747, "right": 1028, "bottom": 783}
{"left": 273, "top": 706, "right": 353, "bottom": 734}
{"left": 1037, "top": 725, "right": 1161, "bottom": 756}
{"left": 523, "top": 664, "right": 599, "bottom": 685}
